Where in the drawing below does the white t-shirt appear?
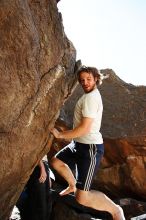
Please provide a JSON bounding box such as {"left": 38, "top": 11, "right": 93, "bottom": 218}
{"left": 73, "top": 88, "right": 103, "bottom": 144}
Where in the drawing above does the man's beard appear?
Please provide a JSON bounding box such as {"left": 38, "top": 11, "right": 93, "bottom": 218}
{"left": 83, "top": 84, "right": 96, "bottom": 93}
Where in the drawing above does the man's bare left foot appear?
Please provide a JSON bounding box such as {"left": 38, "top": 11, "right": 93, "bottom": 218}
{"left": 59, "top": 186, "right": 76, "bottom": 196}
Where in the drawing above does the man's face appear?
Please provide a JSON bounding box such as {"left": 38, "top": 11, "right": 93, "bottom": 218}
{"left": 79, "top": 72, "right": 97, "bottom": 93}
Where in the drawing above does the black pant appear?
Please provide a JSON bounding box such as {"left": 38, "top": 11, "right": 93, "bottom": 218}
{"left": 17, "top": 162, "right": 52, "bottom": 220}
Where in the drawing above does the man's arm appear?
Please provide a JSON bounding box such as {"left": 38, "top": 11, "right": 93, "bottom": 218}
{"left": 50, "top": 117, "right": 94, "bottom": 139}
{"left": 38, "top": 160, "right": 47, "bottom": 183}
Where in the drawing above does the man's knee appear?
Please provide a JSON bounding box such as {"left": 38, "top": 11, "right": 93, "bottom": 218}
{"left": 50, "top": 157, "right": 56, "bottom": 165}
{"left": 50, "top": 157, "right": 59, "bottom": 168}
{"left": 75, "top": 190, "right": 89, "bottom": 207}
{"left": 50, "top": 157, "right": 66, "bottom": 170}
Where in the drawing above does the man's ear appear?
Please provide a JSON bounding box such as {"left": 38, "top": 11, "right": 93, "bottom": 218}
{"left": 94, "top": 76, "right": 98, "bottom": 82}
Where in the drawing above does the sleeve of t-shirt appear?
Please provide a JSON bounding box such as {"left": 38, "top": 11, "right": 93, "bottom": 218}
{"left": 82, "top": 93, "right": 99, "bottom": 118}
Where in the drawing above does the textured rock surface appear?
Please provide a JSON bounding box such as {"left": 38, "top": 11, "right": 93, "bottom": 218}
{"left": 49, "top": 193, "right": 146, "bottom": 220}
{"left": 0, "top": 0, "right": 78, "bottom": 219}
{"left": 10, "top": 196, "right": 146, "bottom": 220}
{"left": 50, "top": 189, "right": 112, "bottom": 220}
{"left": 60, "top": 69, "right": 146, "bottom": 200}
{"left": 51, "top": 202, "right": 111, "bottom": 220}
{"left": 119, "top": 198, "right": 146, "bottom": 220}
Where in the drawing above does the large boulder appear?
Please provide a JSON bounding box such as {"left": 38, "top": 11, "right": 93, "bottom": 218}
{"left": 0, "top": 0, "right": 78, "bottom": 219}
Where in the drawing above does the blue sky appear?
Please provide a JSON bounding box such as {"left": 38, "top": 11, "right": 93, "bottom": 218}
{"left": 58, "top": 0, "right": 146, "bottom": 85}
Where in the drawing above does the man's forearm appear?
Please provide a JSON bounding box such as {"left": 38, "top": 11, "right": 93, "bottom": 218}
{"left": 51, "top": 117, "right": 93, "bottom": 139}
{"left": 57, "top": 125, "right": 89, "bottom": 139}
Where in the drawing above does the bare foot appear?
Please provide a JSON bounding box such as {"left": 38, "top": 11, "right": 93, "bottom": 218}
{"left": 59, "top": 186, "right": 76, "bottom": 196}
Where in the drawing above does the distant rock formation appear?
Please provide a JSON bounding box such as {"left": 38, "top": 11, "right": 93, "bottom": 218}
{"left": 0, "top": 1, "right": 78, "bottom": 219}
{"left": 60, "top": 69, "right": 146, "bottom": 200}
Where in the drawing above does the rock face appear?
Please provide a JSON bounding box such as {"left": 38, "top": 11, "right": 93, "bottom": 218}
{"left": 60, "top": 69, "right": 146, "bottom": 200}
{"left": 51, "top": 202, "right": 112, "bottom": 220}
{"left": 50, "top": 197, "right": 146, "bottom": 220}
{"left": 0, "top": 1, "right": 78, "bottom": 219}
